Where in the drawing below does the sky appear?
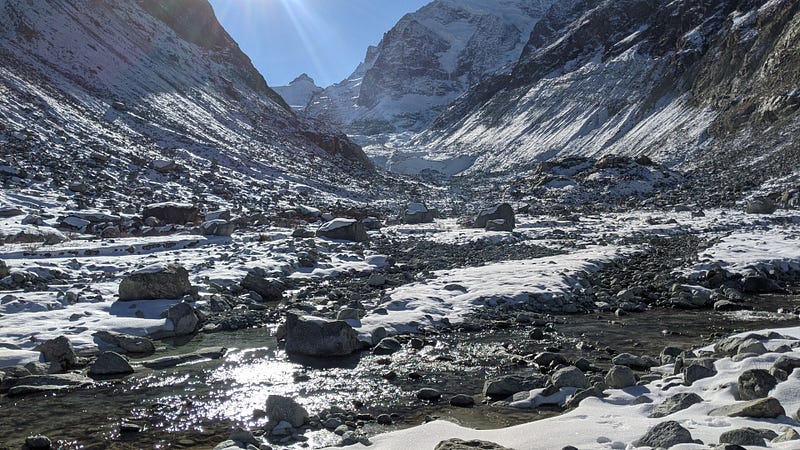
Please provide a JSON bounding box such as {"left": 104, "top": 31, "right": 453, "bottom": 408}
{"left": 208, "top": 0, "right": 430, "bottom": 88}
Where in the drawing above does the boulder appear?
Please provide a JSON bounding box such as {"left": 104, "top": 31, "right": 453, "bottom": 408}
{"left": 435, "top": 439, "right": 512, "bottom": 450}
{"left": 362, "top": 216, "right": 382, "bottom": 230}
{"left": 201, "top": 220, "right": 235, "bottom": 236}
{"left": 240, "top": 268, "right": 286, "bottom": 302}
{"left": 165, "top": 302, "right": 199, "bottom": 336}
{"left": 649, "top": 392, "right": 703, "bottom": 418}
{"left": 684, "top": 363, "right": 716, "bottom": 385}
{"left": 485, "top": 219, "right": 513, "bottom": 232}
{"left": 483, "top": 374, "right": 548, "bottom": 398}
{"left": 8, "top": 373, "right": 94, "bottom": 396}
{"left": 416, "top": 388, "right": 442, "bottom": 401}
{"left": 93, "top": 331, "right": 155, "bottom": 354}
{"left": 33, "top": 336, "right": 77, "bottom": 370}
{"left": 551, "top": 366, "right": 589, "bottom": 389}
{"left": 118, "top": 263, "right": 191, "bottom": 301}
{"left": 142, "top": 202, "right": 199, "bottom": 225}
{"left": 742, "top": 276, "right": 784, "bottom": 294}
{"left": 283, "top": 312, "right": 362, "bottom": 357}
{"left": 719, "top": 428, "right": 766, "bottom": 446}
{"left": 0, "top": 260, "right": 8, "bottom": 278}
{"left": 450, "top": 394, "right": 475, "bottom": 407}
{"left": 316, "top": 218, "right": 369, "bottom": 242}
{"left": 25, "top": 435, "right": 52, "bottom": 450}
{"left": 605, "top": 365, "right": 637, "bottom": 389}
{"left": 265, "top": 394, "right": 308, "bottom": 428}
{"left": 611, "top": 353, "right": 657, "bottom": 370}
{"left": 773, "top": 355, "right": 800, "bottom": 374}
{"left": 745, "top": 197, "right": 777, "bottom": 214}
{"left": 738, "top": 369, "right": 777, "bottom": 400}
{"left": 710, "top": 397, "right": 785, "bottom": 418}
{"left": 373, "top": 337, "right": 402, "bottom": 355}
{"left": 88, "top": 351, "right": 134, "bottom": 376}
{"left": 142, "top": 347, "right": 226, "bottom": 369}
{"left": 403, "top": 203, "right": 436, "bottom": 224}
{"left": 633, "top": 421, "right": 695, "bottom": 448}
{"left": 473, "top": 203, "right": 515, "bottom": 230}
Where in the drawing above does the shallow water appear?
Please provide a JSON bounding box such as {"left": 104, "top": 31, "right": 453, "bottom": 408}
{"left": 1, "top": 296, "right": 798, "bottom": 450}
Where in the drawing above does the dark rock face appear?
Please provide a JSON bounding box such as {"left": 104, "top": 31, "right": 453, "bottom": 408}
{"left": 143, "top": 203, "right": 199, "bottom": 225}
{"left": 738, "top": 369, "right": 778, "bottom": 400}
{"left": 33, "top": 336, "right": 77, "bottom": 370}
{"left": 434, "top": 439, "right": 512, "bottom": 450}
{"left": 316, "top": 219, "right": 369, "bottom": 242}
{"left": 283, "top": 312, "right": 363, "bottom": 357}
{"left": 240, "top": 269, "right": 286, "bottom": 302}
{"left": 118, "top": 264, "right": 192, "bottom": 301}
{"left": 473, "top": 203, "right": 515, "bottom": 230}
{"left": 633, "top": 421, "right": 695, "bottom": 448}
{"left": 649, "top": 392, "right": 704, "bottom": 418}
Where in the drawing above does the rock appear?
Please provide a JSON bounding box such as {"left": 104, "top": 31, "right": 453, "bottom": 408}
{"left": 88, "top": 351, "right": 134, "bottom": 376}
{"left": 483, "top": 374, "right": 548, "bottom": 398}
{"left": 292, "top": 227, "right": 315, "bottom": 238}
{"left": 283, "top": 312, "right": 362, "bottom": 357}
{"left": 434, "top": 439, "right": 512, "bottom": 450}
{"left": 201, "top": 220, "right": 235, "bottom": 236}
{"left": 719, "top": 427, "right": 766, "bottom": 446}
{"left": 118, "top": 263, "right": 191, "bottom": 301}
{"left": 710, "top": 397, "right": 785, "bottom": 418}
{"left": 229, "top": 427, "right": 259, "bottom": 447}
{"left": 367, "top": 272, "right": 387, "bottom": 287}
{"left": 142, "top": 202, "right": 199, "bottom": 225}
{"left": 633, "top": 421, "right": 695, "bottom": 448}
{"left": 373, "top": 337, "right": 402, "bottom": 355}
{"left": 8, "top": 373, "right": 94, "bottom": 396}
{"left": 738, "top": 369, "right": 778, "bottom": 400}
{"left": 649, "top": 392, "right": 704, "bottom": 418}
{"left": 376, "top": 414, "right": 392, "bottom": 424}
{"left": 165, "top": 302, "right": 199, "bottom": 336}
{"left": 450, "top": 394, "right": 475, "bottom": 407}
{"left": 25, "top": 435, "right": 52, "bottom": 450}
{"left": 773, "top": 355, "right": 800, "bottom": 374}
{"left": 93, "top": 331, "right": 155, "bottom": 354}
{"left": 0, "top": 260, "right": 8, "bottom": 278}
{"left": 565, "top": 387, "right": 604, "bottom": 409}
{"left": 33, "top": 336, "right": 77, "bottom": 369}
{"left": 485, "top": 219, "right": 513, "bottom": 232}
{"left": 403, "top": 203, "right": 436, "bottom": 224}
{"left": 362, "top": 216, "right": 382, "bottom": 230}
{"left": 605, "top": 365, "right": 637, "bottom": 389}
{"left": 265, "top": 394, "right": 308, "bottom": 427}
{"left": 141, "top": 347, "right": 226, "bottom": 369}
{"left": 336, "top": 307, "right": 362, "bottom": 320}
{"left": 316, "top": 218, "right": 369, "bottom": 242}
{"left": 683, "top": 363, "right": 716, "bottom": 385}
{"left": 416, "top": 388, "right": 442, "bottom": 401}
{"left": 742, "top": 276, "right": 784, "bottom": 294}
{"left": 551, "top": 366, "right": 589, "bottom": 389}
{"left": 713, "top": 445, "right": 746, "bottom": 450}
{"left": 532, "top": 352, "right": 568, "bottom": 367}
{"left": 773, "top": 428, "right": 800, "bottom": 443}
{"left": 240, "top": 268, "right": 286, "bottom": 302}
{"left": 611, "top": 353, "right": 657, "bottom": 369}
{"left": 473, "top": 203, "right": 515, "bottom": 230}
{"left": 745, "top": 197, "right": 777, "bottom": 214}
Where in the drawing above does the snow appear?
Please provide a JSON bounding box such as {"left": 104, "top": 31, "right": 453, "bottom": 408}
{"left": 318, "top": 218, "right": 357, "bottom": 232}
{"left": 690, "top": 227, "right": 800, "bottom": 277}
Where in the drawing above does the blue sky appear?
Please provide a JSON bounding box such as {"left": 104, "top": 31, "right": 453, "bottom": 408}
{"left": 209, "top": 0, "right": 430, "bottom": 88}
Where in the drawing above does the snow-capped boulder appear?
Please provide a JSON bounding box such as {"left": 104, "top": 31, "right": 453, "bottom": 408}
{"left": 142, "top": 202, "right": 199, "bottom": 225}
{"left": 283, "top": 312, "right": 363, "bottom": 357}
{"left": 201, "top": 219, "right": 235, "bottom": 237}
{"left": 473, "top": 203, "right": 515, "bottom": 230}
{"left": 403, "top": 203, "right": 437, "bottom": 224}
{"left": 118, "top": 263, "right": 192, "bottom": 301}
{"left": 316, "top": 218, "right": 369, "bottom": 242}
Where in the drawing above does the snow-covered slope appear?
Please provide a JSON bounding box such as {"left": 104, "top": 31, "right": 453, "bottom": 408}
{"left": 0, "top": 0, "right": 372, "bottom": 211}
{"left": 305, "top": 0, "right": 557, "bottom": 135}
{"left": 398, "top": 0, "right": 800, "bottom": 185}
{"left": 273, "top": 73, "right": 323, "bottom": 111}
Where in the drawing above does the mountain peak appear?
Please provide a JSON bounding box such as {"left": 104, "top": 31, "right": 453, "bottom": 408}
{"left": 290, "top": 73, "right": 317, "bottom": 85}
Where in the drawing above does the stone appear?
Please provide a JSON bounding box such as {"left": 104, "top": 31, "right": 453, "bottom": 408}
{"left": 485, "top": 219, "right": 513, "bottom": 232}
{"left": 367, "top": 272, "right": 387, "bottom": 287}
{"left": 742, "top": 276, "right": 784, "bottom": 294}
{"left": 719, "top": 428, "right": 766, "bottom": 446}
{"left": 773, "top": 355, "right": 800, "bottom": 374}
{"left": 165, "top": 302, "right": 199, "bottom": 336}
{"left": 416, "top": 388, "right": 442, "bottom": 401}
{"left": 633, "top": 421, "right": 695, "bottom": 448}
{"left": 0, "top": 260, "right": 8, "bottom": 278}
{"left": 551, "top": 366, "right": 589, "bottom": 389}
{"left": 88, "top": 351, "right": 134, "bottom": 376}
{"left": 240, "top": 268, "right": 286, "bottom": 302}
{"left": 683, "top": 363, "right": 716, "bottom": 385}
{"left": 201, "top": 220, "right": 235, "bottom": 237}
{"left": 265, "top": 394, "right": 308, "bottom": 427}
{"left": 229, "top": 427, "right": 259, "bottom": 446}
{"left": 773, "top": 428, "right": 800, "bottom": 443}
{"left": 483, "top": 374, "right": 548, "bottom": 398}
{"left": 118, "top": 264, "right": 191, "bottom": 301}
{"left": 611, "top": 353, "right": 657, "bottom": 369}
{"left": 434, "top": 438, "right": 512, "bottom": 450}
{"left": 94, "top": 331, "right": 155, "bottom": 354}
{"left": 142, "top": 202, "right": 199, "bottom": 225}
{"left": 376, "top": 414, "right": 392, "bottom": 424}
{"left": 745, "top": 197, "right": 777, "bottom": 214}
{"left": 336, "top": 307, "right": 362, "bottom": 321}
{"left": 648, "top": 392, "right": 704, "bottom": 418}
{"left": 710, "top": 397, "right": 785, "bottom": 418}
{"left": 403, "top": 203, "right": 436, "bottom": 224}
{"left": 473, "top": 203, "right": 515, "bottom": 230}
{"left": 142, "top": 347, "right": 226, "bottom": 369}
{"left": 316, "top": 218, "right": 369, "bottom": 242}
{"left": 8, "top": 373, "right": 94, "bottom": 396}
{"left": 605, "top": 365, "right": 637, "bottom": 389}
{"left": 738, "top": 369, "right": 777, "bottom": 400}
{"left": 25, "top": 435, "right": 52, "bottom": 450}
{"left": 450, "top": 394, "right": 475, "bottom": 407}
{"left": 283, "top": 312, "right": 362, "bottom": 357}
{"left": 373, "top": 337, "right": 402, "bottom": 355}
{"left": 33, "top": 336, "right": 77, "bottom": 369}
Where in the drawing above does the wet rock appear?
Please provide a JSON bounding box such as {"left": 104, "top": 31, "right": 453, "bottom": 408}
{"left": 417, "top": 388, "right": 442, "bottom": 401}
{"left": 434, "top": 439, "right": 512, "bottom": 450}
{"left": 551, "top": 366, "right": 589, "bottom": 389}
{"left": 33, "top": 336, "right": 77, "bottom": 370}
{"left": 683, "top": 363, "right": 716, "bottom": 385}
{"left": 142, "top": 347, "right": 226, "bottom": 369}
{"left": 373, "top": 337, "right": 402, "bottom": 355}
{"left": 118, "top": 263, "right": 191, "bottom": 301}
{"left": 532, "top": 352, "right": 567, "bottom": 367}
{"left": 240, "top": 268, "right": 286, "bottom": 302}
{"left": 25, "top": 435, "right": 51, "bottom": 450}
{"left": 283, "top": 312, "right": 362, "bottom": 357}
{"left": 142, "top": 202, "right": 199, "bottom": 225}
{"left": 403, "top": 203, "right": 436, "bottom": 224}
{"left": 605, "top": 365, "right": 637, "bottom": 389}
{"left": 710, "top": 397, "right": 785, "bottom": 418}
{"left": 8, "top": 373, "right": 94, "bottom": 396}
{"left": 88, "top": 351, "right": 134, "bottom": 376}
{"left": 265, "top": 394, "right": 308, "bottom": 427}
{"left": 738, "top": 369, "right": 778, "bottom": 400}
{"left": 649, "top": 392, "right": 703, "bottom": 418}
{"left": 316, "top": 218, "right": 369, "bottom": 242}
{"left": 450, "top": 394, "right": 475, "bottom": 407}
{"left": 473, "top": 203, "right": 515, "bottom": 230}
{"left": 483, "top": 374, "right": 547, "bottom": 398}
{"left": 165, "top": 302, "right": 199, "bottom": 336}
{"left": 228, "top": 427, "right": 259, "bottom": 447}
{"left": 633, "top": 421, "right": 695, "bottom": 448}
{"left": 719, "top": 427, "right": 766, "bottom": 446}
{"left": 376, "top": 414, "right": 392, "bottom": 424}
{"left": 94, "top": 331, "right": 155, "bottom": 354}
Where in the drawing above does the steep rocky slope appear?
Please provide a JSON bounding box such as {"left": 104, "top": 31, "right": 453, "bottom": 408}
{"left": 0, "top": 0, "right": 372, "bottom": 214}
{"left": 402, "top": 0, "right": 799, "bottom": 190}
{"left": 305, "top": 0, "right": 558, "bottom": 135}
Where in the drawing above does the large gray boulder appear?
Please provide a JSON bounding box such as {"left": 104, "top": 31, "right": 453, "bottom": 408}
{"left": 483, "top": 374, "right": 548, "bottom": 398}
{"left": 710, "top": 397, "right": 786, "bottom": 418}
{"left": 283, "top": 312, "right": 363, "bottom": 357}
{"left": 649, "top": 392, "right": 704, "bottom": 418}
{"left": 605, "top": 365, "right": 637, "bottom": 389}
{"left": 265, "top": 394, "right": 308, "bottom": 427}
{"left": 738, "top": 369, "right": 778, "bottom": 400}
{"left": 551, "top": 366, "right": 589, "bottom": 389}
{"left": 7, "top": 373, "right": 94, "bottom": 396}
{"left": 0, "top": 260, "right": 8, "bottom": 278}
{"left": 473, "top": 203, "right": 515, "bottom": 230}
{"left": 94, "top": 331, "right": 155, "bottom": 354}
{"left": 200, "top": 219, "right": 235, "bottom": 237}
{"left": 33, "top": 336, "right": 77, "bottom": 370}
{"left": 240, "top": 268, "right": 286, "bottom": 301}
{"left": 403, "top": 203, "right": 437, "bottom": 224}
{"left": 88, "top": 351, "right": 134, "bottom": 376}
{"left": 316, "top": 218, "right": 369, "bottom": 242}
{"left": 143, "top": 202, "right": 199, "bottom": 225}
{"left": 719, "top": 427, "right": 766, "bottom": 446}
{"left": 633, "top": 421, "right": 695, "bottom": 448}
{"left": 745, "top": 197, "right": 777, "bottom": 214}
{"left": 118, "top": 263, "right": 192, "bottom": 301}
{"left": 165, "top": 302, "right": 199, "bottom": 336}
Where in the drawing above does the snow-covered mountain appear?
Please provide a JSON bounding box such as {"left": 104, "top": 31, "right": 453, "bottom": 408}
{"left": 305, "top": 0, "right": 558, "bottom": 135}
{"left": 0, "top": 0, "right": 372, "bottom": 212}
{"left": 397, "top": 0, "right": 800, "bottom": 186}
{"left": 273, "top": 73, "right": 323, "bottom": 112}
